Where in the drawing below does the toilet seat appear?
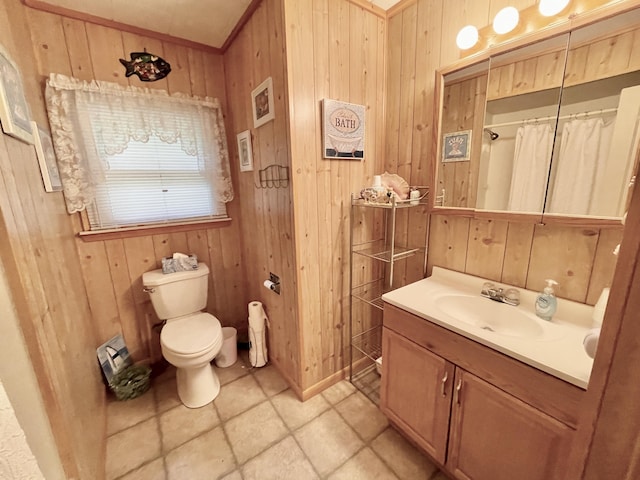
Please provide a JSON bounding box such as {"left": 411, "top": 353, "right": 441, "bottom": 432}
{"left": 161, "top": 313, "right": 222, "bottom": 356}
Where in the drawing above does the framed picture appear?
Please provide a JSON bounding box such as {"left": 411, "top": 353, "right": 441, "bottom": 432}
{"left": 32, "top": 122, "right": 62, "bottom": 192}
{"left": 236, "top": 130, "right": 253, "bottom": 172}
{"left": 0, "top": 44, "right": 33, "bottom": 144}
{"left": 442, "top": 130, "right": 472, "bottom": 162}
{"left": 251, "top": 77, "right": 275, "bottom": 128}
{"left": 322, "top": 99, "right": 365, "bottom": 159}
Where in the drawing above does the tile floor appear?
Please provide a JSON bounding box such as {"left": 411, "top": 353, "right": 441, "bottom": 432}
{"left": 105, "top": 353, "right": 444, "bottom": 480}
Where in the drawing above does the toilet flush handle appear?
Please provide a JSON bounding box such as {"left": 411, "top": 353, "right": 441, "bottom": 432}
{"left": 143, "top": 286, "right": 155, "bottom": 294}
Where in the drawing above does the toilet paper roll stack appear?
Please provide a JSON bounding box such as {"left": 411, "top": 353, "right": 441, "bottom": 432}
{"left": 248, "top": 301, "right": 268, "bottom": 367}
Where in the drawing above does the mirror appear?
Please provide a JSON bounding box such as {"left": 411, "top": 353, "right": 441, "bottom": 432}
{"left": 435, "top": 7, "right": 640, "bottom": 222}
{"left": 544, "top": 10, "right": 640, "bottom": 218}
{"left": 477, "top": 35, "right": 568, "bottom": 214}
{"left": 437, "top": 60, "right": 489, "bottom": 208}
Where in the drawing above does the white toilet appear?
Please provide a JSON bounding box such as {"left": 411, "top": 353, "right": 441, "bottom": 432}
{"left": 142, "top": 263, "right": 223, "bottom": 408}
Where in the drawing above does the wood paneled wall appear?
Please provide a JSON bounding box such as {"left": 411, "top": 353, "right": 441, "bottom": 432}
{"left": 26, "top": 7, "right": 249, "bottom": 365}
{"left": 0, "top": 0, "right": 103, "bottom": 478}
{"left": 387, "top": 0, "right": 625, "bottom": 306}
{"left": 283, "top": 0, "right": 387, "bottom": 392}
{"left": 223, "top": 0, "right": 301, "bottom": 391}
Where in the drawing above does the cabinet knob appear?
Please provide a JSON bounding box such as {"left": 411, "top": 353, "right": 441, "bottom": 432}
{"left": 440, "top": 371, "right": 449, "bottom": 397}
{"left": 455, "top": 379, "right": 463, "bottom": 405}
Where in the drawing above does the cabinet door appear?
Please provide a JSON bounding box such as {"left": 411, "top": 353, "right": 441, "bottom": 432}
{"left": 447, "top": 370, "right": 572, "bottom": 480}
{"left": 380, "top": 327, "right": 454, "bottom": 464}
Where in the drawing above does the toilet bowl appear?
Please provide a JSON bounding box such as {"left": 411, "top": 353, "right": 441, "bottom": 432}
{"left": 161, "top": 312, "right": 223, "bottom": 408}
{"left": 143, "top": 263, "right": 224, "bottom": 408}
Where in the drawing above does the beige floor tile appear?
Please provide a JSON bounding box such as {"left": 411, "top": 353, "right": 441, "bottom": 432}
{"left": 155, "top": 379, "right": 181, "bottom": 413}
{"left": 106, "top": 390, "right": 157, "bottom": 436}
{"left": 242, "top": 436, "right": 318, "bottom": 480}
{"left": 335, "top": 391, "right": 388, "bottom": 442}
{"left": 295, "top": 409, "right": 364, "bottom": 476}
{"left": 371, "top": 428, "right": 438, "bottom": 480}
{"left": 328, "top": 447, "right": 399, "bottom": 480}
{"left": 165, "top": 427, "right": 235, "bottom": 480}
{"left": 105, "top": 417, "right": 161, "bottom": 480}
{"left": 220, "top": 470, "right": 243, "bottom": 480}
{"left": 321, "top": 380, "right": 356, "bottom": 405}
{"left": 272, "top": 389, "right": 330, "bottom": 430}
{"left": 224, "top": 401, "right": 288, "bottom": 463}
{"left": 160, "top": 403, "right": 220, "bottom": 452}
{"left": 252, "top": 364, "right": 289, "bottom": 397}
{"left": 214, "top": 351, "right": 251, "bottom": 385}
{"left": 215, "top": 375, "right": 266, "bottom": 420}
{"left": 118, "top": 458, "right": 166, "bottom": 480}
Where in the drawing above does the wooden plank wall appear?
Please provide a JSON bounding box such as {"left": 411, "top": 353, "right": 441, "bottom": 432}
{"left": 0, "top": 0, "right": 104, "bottom": 478}
{"left": 26, "top": 7, "right": 249, "bottom": 365}
{"left": 223, "top": 0, "right": 302, "bottom": 391}
{"left": 387, "top": 0, "right": 625, "bottom": 306}
{"left": 283, "top": 0, "right": 387, "bottom": 392}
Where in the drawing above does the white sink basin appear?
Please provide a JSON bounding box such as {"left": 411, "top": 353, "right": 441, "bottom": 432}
{"left": 434, "top": 295, "right": 545, "bottom": 339}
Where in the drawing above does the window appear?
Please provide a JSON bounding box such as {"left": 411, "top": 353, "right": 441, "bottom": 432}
{"left": 45, "top": 74, "right": 234, "bottom": 231}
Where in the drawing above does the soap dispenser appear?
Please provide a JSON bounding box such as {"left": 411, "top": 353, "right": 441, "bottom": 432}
{"left": 535, "top": 279, "right": 558, "bottom": 321}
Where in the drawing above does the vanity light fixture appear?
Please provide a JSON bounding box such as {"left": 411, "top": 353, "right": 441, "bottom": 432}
{"left": 493, "top": 6, "right": 520, "bottom": 34}
{"left": 456, "top": 25, "right": 479, "bottom": 50}
{"left": 538, "top": 0, "right": 571, "bottom": 16}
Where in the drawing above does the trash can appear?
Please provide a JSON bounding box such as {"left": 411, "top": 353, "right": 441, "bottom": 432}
{"left": 215, "top": 327, "right": 238, "bottom": 368}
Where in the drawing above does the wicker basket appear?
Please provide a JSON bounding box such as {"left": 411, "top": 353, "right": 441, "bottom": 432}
{"left": 109, "top": 364, "right": 152, "bottom": 401}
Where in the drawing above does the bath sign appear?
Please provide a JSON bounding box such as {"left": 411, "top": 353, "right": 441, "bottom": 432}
{"left": 322, "top": 99, "right": 365, "bottom": 159}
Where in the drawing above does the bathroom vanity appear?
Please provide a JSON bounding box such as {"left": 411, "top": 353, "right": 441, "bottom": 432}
{"left": 380, "top": 268, "right": 593, "bottom": 480}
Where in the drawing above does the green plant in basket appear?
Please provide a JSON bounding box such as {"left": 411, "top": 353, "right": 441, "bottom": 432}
{"left": 109, "top": 364, "right": 152, "bottom": 401}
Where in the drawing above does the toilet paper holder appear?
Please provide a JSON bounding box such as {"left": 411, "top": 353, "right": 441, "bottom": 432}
{"left": 264, "top": 273, "right": 281, "bottom": 295}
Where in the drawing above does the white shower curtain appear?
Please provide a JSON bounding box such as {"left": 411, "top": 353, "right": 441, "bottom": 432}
{"left": 507, "top": 123, "right": 553, "bottom": 212}
{"left": 548, "top": 118, "right": 615, "bottom": 215}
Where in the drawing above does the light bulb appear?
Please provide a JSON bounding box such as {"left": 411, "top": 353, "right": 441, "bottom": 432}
{"left": 538, "top": 0, "right": 570, "bottom": 16}
{"left": 456, "top": 25, "right": 479, "bottom": 50}
{"left": 493, "top": 6, "right": 519, "bottom": 34}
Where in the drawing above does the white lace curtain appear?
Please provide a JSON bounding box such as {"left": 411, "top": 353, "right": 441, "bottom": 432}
{"left": 45, "top": 73, "right": 234, "bottom": 214}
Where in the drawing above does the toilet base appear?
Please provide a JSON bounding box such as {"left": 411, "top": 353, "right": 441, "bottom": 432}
{"left": 176, "top": 362, "right": 220, "bottom": 408}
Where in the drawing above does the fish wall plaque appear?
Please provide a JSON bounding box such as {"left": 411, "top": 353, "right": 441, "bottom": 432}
{"left": 119, "top": 51, "right": 171, "bottom": 82}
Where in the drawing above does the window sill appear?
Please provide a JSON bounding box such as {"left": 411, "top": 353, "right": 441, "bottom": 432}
{"left": 78, "top": 217, "right": 232, "bottom": 242}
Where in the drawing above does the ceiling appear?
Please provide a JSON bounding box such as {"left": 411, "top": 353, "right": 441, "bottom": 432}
{"left": 32, "top": 0, "right": 403, "bottom": 49}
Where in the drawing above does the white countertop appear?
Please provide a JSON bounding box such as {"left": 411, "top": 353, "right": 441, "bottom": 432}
{"left": 382, "top": 267, "right": 595, "bottom": 389}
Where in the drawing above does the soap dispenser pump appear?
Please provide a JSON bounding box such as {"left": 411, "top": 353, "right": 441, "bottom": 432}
{"left": 535, "top": 279, "right": 558, "bottom": 321}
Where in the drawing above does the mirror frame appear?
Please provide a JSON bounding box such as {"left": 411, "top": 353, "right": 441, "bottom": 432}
{"left": 430, "top": 2, "right": 640, "bottom": 228}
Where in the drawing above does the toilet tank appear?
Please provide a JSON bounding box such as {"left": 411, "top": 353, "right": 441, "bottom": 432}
{"left": 142, "top": 263, "right": 210, "bottom": 320}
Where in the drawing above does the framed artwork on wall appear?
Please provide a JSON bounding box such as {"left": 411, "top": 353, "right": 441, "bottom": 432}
{"left": 0, "top": 44, "right": 33, "bottom": 144}
{"left": 32, "top": 121, "right": 62, "bottom": 192}
{"left": 322, "top": 99, "right": 365, "bottom": 159}
{"left": 442, "top": 130, "right": 472, "bottom": 162}
{"left": 251, "top": 77, "right": 275, "bottom": 128}
{"left": 237, "top": 130, "right": 254, "bottom": 172}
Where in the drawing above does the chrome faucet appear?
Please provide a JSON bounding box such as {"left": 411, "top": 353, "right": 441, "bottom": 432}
{"left": 480, "top": 282, "right": 520, "bottom": 306}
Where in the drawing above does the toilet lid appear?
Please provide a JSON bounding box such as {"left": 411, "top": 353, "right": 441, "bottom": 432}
{"left": 161, "top": 313, "right": 221, "bottom": 355}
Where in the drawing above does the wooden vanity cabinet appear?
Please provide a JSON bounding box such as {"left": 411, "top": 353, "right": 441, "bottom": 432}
{"left": 381, "top": 328, "right": 454, "bottom": 463}
{"left": 381, "top": 304, "right": 580, "bottom": 480}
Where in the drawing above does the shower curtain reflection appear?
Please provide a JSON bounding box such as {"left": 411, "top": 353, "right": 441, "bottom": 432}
{"left": 507, "top": 123, "right": 553, "bottom": 212}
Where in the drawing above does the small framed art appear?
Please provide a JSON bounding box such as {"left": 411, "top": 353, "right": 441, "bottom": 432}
{"left": 251, "top": 77, "right": 275, "bottom": 129}
{"left": 322, "top": 99, "right": 365, "bottom": 159}
{"left": 32, "top": 121, "right": 62, "bottom": 192}
{"left": 237, "top": 130, "right": 254, "bottom": 172}
{"left": 442, "top": 130, "right": 472, "bottom": 162}
{"left": 0, "top": 44, "right": 33, "bottom": 144}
